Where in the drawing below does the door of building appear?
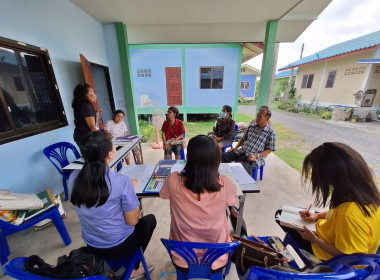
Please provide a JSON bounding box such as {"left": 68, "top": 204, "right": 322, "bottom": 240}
{"left": 165, "top": 67, "right": 182, "bottom": 106}
{"left": 80, "top": 55, "right": 115, "bottom": 128}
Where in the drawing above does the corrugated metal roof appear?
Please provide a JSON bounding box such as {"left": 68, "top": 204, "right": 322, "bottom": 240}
{"left": 279, "top": 30, "right": 380, "bottom": 70}
{"left": 275, "top": 68, "right": 298, "bottom": 79}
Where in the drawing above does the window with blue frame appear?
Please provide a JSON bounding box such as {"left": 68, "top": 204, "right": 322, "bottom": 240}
{"left": 200, "top": 67, "right": 224, "bottom": 89}
{"left": 0, "top": 36, "right": 67, "bottom": 144}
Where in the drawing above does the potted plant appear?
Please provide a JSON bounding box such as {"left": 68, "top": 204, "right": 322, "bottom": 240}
{"left": 351, "top": 114, "right": 359, "bottom": 122}
{"left": 377, "top": 109, "right": 380, "bottom": 120}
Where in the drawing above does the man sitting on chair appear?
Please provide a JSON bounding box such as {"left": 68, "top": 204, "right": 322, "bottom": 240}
{"left": 221, "top": 107, "right": 276, "bottom": 176}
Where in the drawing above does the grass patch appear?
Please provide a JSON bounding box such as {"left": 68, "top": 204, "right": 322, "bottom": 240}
{"left": 272, "top": 121, "right": 307, "bottom": 173}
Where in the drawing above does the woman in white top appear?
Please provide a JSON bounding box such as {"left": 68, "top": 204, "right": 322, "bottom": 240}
{"left": 104, "top": 110, "right": 142, "bottom": 165}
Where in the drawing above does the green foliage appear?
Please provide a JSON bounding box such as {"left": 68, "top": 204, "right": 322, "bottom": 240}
{"left": 139, "top": 120, "right": 155, "bottom": 143}
{"left": 298, "top": 103, "right": 316, "bottom": 114}
{"left": 318, "top": 110, "right": 332, "bottom": 119}
{"left": 352, "top": 114, "right": 359, "bottom": 120}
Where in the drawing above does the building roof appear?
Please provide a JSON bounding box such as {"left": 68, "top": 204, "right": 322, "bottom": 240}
{"left": 71, "top": 0, "right": 332, "bottom": 44}
{"left": 275, "top": 68, "right": 298, "bottom": 79}
{"left": 279, "top": 30, "right": 380, "bottom": 70}
{"left": 241, "top": 64, "right": 261, "bottom": 75}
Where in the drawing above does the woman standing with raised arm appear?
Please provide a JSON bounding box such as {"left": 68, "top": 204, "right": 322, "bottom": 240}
{"left": 68, "top": 131, "right": 156, "bottom": 279}
{"left": 160, "top": 135, "right": 236, "bottom": 270}
{"left": 72, "top": 83, "right": 99, "bottom": 148}
{"left": 276, "top": 142, "right": 380, "bottom": 260}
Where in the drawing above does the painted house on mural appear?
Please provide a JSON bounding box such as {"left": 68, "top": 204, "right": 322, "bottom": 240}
{"left": 131, "top": 44, "right": 263, "bottom": 121}
{"left": 279, "top": 30, "right": 380, "bottom": 116}
{"left": 240, "top": 64, "right": 260, "bottom": 101}
{"left": 0, "top": 0, "right": 332, "bottom": 197}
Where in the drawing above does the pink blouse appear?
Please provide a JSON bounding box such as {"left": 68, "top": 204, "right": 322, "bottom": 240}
{"left": 160, "top": 172, "right": 236, "bottom": 269}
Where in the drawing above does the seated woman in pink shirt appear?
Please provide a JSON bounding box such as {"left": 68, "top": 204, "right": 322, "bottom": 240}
{"left": 160, "top": 135, "right": 236, "bottom": 271}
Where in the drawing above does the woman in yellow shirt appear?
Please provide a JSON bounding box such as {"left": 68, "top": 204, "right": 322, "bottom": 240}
{"left": 278, "top": 142, "right": 380, "bottom": 260}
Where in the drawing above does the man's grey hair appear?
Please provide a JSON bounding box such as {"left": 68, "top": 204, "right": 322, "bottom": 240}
{"left": 259, "top": 107, "right": 271, "bottom": 119}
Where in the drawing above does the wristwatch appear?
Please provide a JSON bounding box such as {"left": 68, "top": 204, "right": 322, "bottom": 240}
{"left": 256, "top": 153, "right": 260, "bottom": 159}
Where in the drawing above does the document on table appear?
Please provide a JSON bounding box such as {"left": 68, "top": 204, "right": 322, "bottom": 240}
{"left": 120, "top": 164, "right": 155, "bottom": 179}
{"left": 119, "top": 165, "right": 156, "bottom": 193}
{"left": 171, "top": 163, "right": 185, "bottom": 173}
{"left": 229, "top": 164, "right": 255, "bottom": 184}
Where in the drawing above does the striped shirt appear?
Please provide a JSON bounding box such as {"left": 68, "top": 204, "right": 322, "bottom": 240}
{"left": 236, "top": 123, "right": 276, "bottom": 166}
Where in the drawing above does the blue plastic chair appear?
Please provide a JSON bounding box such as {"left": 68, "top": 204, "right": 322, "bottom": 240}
{"left": 222, "top": 124, "right": 239, "bottom": 153}
{"left": 161, "top": 238, "right": 240, "bottom": 280}
{"left": 252, "top": 163, "right": 265, "bottom": 182}
{"left": 237, "top": 236, "right": 380, "bottom": 280}
{"left": 0, "top": 206, "right": 71, "bottom": 266}
{"left": 3, "top": 248, "right": 152, "bottom": 280}
{"left": 237, "top": 253, "right": 380, "bottom": 280}
{"left": 43, "top": 142, "right": 81, "bottom": 201}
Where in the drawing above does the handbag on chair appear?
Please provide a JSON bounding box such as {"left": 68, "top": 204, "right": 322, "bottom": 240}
{"left": 231, "top": 235, "right": 285, "bottom": 272}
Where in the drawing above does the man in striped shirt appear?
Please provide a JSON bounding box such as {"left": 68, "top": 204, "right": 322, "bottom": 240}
{"left": 221, "top": 107, "right": 276, "bottom": 176}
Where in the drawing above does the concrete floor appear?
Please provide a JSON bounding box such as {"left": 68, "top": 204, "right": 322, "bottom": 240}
{"left": 0, "top": 143, "right": 315, "bottom": 280}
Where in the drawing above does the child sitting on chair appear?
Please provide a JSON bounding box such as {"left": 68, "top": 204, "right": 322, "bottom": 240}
{"left": 104, "top": 109, "right": 142, "bottom": 165}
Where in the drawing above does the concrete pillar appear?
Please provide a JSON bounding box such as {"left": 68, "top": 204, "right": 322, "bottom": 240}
{"left": 115, "top": 22, "right": 139, "bottom": 134}
{"left": 257, "top": 20, "right": 278, "bottom": 113}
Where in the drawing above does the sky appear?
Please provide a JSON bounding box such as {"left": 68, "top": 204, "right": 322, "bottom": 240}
{"left": 246, "top": 0, "right": 380, "bottom": 72}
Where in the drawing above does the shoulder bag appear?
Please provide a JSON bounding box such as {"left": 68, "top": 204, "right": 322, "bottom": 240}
{"left": 231, "top": 234, "right": 285, "bottom": 272}
{"left": 168, "top": 122, "right": 187, "bottom": 149}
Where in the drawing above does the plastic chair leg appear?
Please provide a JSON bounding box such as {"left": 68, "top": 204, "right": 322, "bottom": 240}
{"left": 0, "top": 230, "right": 9, "bottom": 266}
{"left": 50, "top": 207, "right": 72, "bottom": 246}
{"left": 252, "top": 168, "right": 258, "bottom": 181}
{"left": 260, "top": 164, "right": 264, "bottom": 180}
{"left": 62, "top": 177, "right": 69, "bottom": 201}
{"left": 180, "top": 149, "right": 186, "bottom": 160}
{"left": 119, "top": 248, "right": 152, "bottom": 280}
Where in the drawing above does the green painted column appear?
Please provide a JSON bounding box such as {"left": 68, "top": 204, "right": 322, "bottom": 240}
{"left": 114, "top": 22, "right": 139, "bottom": 134}
{"left": 257, "top": 20, "right": 278, "bottom": 113}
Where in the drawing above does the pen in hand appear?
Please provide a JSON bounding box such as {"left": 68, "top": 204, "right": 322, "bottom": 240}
{"left": 299, "top": 204, "right": 312, "bottom": 220}
{"left": 306, "top": 204, "right": 312, "bottom": 217}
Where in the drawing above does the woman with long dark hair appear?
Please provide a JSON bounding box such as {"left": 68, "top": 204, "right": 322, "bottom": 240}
{"left": 68, "top": 131, "right": 156, "bottom": 279}
{"left": 276, "top": 142, "right": 380, "bottom": 260}
{"left": 160, "top": 135, "right": 236, "bottom": 270}
{"left": 72, "top": 83, "right": 99, "bottom": 147}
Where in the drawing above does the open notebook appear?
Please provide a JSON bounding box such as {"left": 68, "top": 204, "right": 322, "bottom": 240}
{"left": 279, "top": 205, "right": 316, "bottom": 231}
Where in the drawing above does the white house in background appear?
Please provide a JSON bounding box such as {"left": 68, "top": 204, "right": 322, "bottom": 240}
{"left": 279, "top": 30, "right": 380, "bottom": 115}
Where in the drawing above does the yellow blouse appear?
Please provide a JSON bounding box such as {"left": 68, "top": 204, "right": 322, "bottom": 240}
{"left": 312, "top": 202, "right": 380, "bottom": 260}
